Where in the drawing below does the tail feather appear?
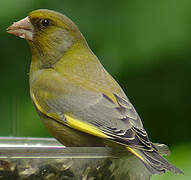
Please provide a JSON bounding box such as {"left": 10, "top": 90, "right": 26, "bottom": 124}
{"left": 126, "top": 146, "right": 183, "bottom": 175}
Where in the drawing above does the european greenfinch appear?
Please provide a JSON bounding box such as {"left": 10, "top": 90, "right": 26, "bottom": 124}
{"left": 7, "top": 9, "right": 182, "bottom": 175}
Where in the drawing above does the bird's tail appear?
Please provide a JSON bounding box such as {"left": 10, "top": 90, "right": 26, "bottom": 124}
{"left": 126, "top": 146, "right": 183, "bottom": 174}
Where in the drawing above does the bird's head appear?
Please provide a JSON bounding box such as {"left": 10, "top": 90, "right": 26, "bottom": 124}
{"left": 7, "top": 9, "right": 87, "bottom": 67}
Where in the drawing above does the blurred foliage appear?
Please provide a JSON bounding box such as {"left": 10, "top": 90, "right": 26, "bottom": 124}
{"left": 0, "top": 0, "right": 190, "bottom": 179}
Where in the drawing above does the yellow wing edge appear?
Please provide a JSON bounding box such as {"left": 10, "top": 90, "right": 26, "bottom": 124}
{"left": 126, "top": 146, "right": 144, "bottom": 161}
{"left": 65, "top": 113, "right": 109, "bottom": 139}
{"left": 32, "top": 93, "right": 109, "bottom": 139}
{"left": 33, "top": 92, "right": 144, "bottom": 155}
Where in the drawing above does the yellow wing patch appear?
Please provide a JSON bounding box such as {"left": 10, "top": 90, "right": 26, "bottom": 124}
{"left": 32, "top": 91, "right": 109, "bottom": 139}
{"left": 32, "top": 92, "right": 108, "bottom": 139}
{"left": 105, "top": 93, "right": 119, "bottom": 106}
{"left": 64, "top": 113, "right": 109, "bottom": 139}
{"left": 31, "top": 93, "right": 46, "bottom": 114}
{"left": 31, "top": 92, "right": 61, "bottom": 120}
{"left": 126, "top": 146, "right": 144, "bottom": 161}
{"left": 32, "top": 92, "right": 145, "bottom": 159}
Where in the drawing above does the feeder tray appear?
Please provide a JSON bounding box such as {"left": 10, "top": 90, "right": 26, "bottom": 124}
{"left": 0, "top": 137, "right": 151, "bottom": 180}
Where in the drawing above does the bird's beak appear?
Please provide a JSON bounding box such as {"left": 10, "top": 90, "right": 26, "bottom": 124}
{"left": 7, "top": 17, "right": 34, "bottom": 41}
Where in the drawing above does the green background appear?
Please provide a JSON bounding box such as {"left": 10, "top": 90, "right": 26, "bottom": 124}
{"left": 0, "top": 0, "right": 190, "bottom": 179}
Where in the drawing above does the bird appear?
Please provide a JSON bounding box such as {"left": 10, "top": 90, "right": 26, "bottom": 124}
{"left": 7, "top": 9, "right": 183, "bottom": 175}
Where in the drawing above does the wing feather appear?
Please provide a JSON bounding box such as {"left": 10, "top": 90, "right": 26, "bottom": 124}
{"left": 31, "top": 69, "right": 155, "bottom": 152}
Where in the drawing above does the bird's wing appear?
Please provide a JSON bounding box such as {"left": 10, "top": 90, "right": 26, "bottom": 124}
{"left": 31, "top": 69, "right": 154, "bottom": 151}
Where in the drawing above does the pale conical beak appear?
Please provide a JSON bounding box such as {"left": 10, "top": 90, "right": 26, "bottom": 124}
{"left": 7, "top": 17, "right": 34, "bottom": 41}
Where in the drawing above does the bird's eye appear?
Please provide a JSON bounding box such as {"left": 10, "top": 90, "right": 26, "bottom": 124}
{"left": 41, "top": 19, "right": 50, "bottom": 27}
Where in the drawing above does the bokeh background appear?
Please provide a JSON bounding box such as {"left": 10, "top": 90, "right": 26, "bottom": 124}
{"left": 0, "top": 0, "right": 190, "bottom": 179}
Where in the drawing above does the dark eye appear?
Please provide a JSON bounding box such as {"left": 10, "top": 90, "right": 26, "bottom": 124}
{"left": 41, "top": 19, "right": 50, "bottom": 27}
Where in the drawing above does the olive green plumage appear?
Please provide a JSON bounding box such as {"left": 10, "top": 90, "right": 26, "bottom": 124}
{"left": 7, "top": 9, "right": 182, "bottom": 175}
